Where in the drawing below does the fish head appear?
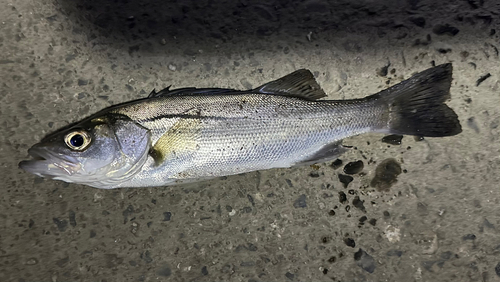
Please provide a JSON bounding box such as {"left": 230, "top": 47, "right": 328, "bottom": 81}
{"left": 19, "top": 114, "right": 151, "bottom": 188}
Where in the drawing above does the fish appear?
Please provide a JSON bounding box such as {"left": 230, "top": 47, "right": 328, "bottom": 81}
{"left": 19, "top": 64, "right": 462, "bottom": 189}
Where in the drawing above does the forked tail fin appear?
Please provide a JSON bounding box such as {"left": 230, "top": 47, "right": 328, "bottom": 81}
{"left": 373, "top": 63, "right": 462, "bottom": 137}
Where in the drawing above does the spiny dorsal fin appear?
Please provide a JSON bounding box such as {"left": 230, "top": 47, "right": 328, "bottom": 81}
{"left": 255, "top": 69, "right": 327, "bottom": 100}
{"left": 148, "top": 87, "right": 241, "bottom": 98}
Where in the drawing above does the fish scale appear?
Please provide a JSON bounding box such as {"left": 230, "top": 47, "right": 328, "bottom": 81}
{"left": 107, "top": 94, "right": 385, "bottom": 187}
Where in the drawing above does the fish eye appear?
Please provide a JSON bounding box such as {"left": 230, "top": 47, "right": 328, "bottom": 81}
{"left": 64, "top": 131, "right": 91, "bottom": 151}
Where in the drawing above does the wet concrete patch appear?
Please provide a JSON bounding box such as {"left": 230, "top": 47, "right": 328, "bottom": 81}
{"left": 370, "top": 158, "right": 402, "bottom": 191}
{"left": 157, "top": 264, "right": 172, "bottom": 277}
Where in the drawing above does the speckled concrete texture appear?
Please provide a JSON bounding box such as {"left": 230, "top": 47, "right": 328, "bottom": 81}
{"left": 1, "top": 0, "right": 500, "bottom": 281}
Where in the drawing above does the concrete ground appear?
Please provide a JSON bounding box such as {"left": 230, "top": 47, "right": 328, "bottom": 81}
{"left": 1, "top": 0, "right": 499, "bottom": 281}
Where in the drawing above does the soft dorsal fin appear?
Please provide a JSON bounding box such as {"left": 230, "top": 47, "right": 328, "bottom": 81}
{"left": 255, "top": 69, "right": 327, "bottom": 100}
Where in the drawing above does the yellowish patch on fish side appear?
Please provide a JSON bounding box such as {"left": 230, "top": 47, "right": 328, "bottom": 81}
{"left": 150, "top": 118, "right": 201, "bottom": 166}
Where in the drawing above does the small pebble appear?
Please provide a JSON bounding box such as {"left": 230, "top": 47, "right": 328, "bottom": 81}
{"left": 343, "top": 161, "right": 364, "bottom": 175}
{"left": 382, "top": 135, "right": 403, "bottom": 145}
{"left": 354, "top": 249, "right": 376, "bottom": 273}
{"left": 352, "top": 196, "right": 366, "bottom": 212}
{"left": 201, "top": 266, "right": 208, "bottom": 275}
{"left": 26, "top": 258, "right": 38, "bottom": 265}
{"left": 338, "top": 174, "right": 354, "bottom": 188}
{"left": 338, "top": 191, "right": 347, "bottom": 204}
{"left": 163, "top": 212, "right": 172, "bottom": 221}
{"left": 344, "top": 238, "right": 356, "bottom": 248}
{"left": 476, "top": 73, "right": 491, "bottom": 86}
{"left": 462, "top": 234, "right": 476, "bottom": 240}
{"left": 293, "top": 194, "right": 307, "bottom": 208}
{"left": 433, "top": 24, "right": 459, "bottom": 36}
{"left": 331, "top": 159, "right": 343, "bottom": 169}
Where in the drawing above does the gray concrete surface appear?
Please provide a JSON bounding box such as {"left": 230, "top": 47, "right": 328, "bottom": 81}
{"left": 1, "top": 0, "right": 500, "bottom": 281}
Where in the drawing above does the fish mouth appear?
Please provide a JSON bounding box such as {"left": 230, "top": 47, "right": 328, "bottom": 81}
{"left": 19, "top": 147, "right": 80, "bottom": 178}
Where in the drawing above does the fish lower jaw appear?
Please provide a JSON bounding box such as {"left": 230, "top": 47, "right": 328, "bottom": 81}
{"left": 48, "top": 162, "right": 82, "bottom": 176}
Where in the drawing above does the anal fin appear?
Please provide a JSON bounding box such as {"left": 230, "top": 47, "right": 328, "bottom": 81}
{"left": 293, "top": 141, "right": 348, "bottom": 167}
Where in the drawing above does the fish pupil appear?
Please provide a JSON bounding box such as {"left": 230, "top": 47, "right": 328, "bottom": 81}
{"left": 70, "top": 134, "right": 84, "bottom": 147}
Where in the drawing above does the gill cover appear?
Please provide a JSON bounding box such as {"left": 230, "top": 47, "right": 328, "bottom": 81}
{"left": 19, "top": 114, "right": 151, "bottom": 189}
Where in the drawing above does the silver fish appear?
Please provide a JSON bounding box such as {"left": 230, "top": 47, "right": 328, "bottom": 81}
{"left": 19, "top": 64, "right": 461, "bottom": 189}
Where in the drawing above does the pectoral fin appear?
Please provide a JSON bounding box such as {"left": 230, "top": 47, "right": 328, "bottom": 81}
{"left": 149, "top": 117, "right": 201, "bottom": 166}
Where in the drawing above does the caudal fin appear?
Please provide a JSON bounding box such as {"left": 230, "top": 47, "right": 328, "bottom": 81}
{"left": 374, "top": 63, "right": 462, "bottom": 137}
